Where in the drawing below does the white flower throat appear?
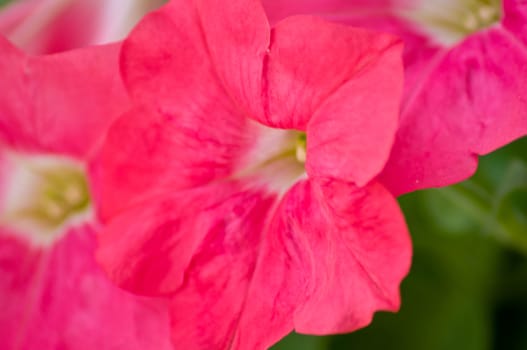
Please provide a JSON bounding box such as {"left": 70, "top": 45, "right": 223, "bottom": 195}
{"left": 1, "top": 153, "right": 91, "bottom": 246}
{"left": 236, "top": 128, "right": 307, "bottom": 194}
{"left": 407, "top": 0, "right": 502, "bottom": 45}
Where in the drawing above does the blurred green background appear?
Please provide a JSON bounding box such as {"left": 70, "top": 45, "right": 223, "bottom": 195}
{"left": 274, "top": 138, "right": 527, "bottom": 349}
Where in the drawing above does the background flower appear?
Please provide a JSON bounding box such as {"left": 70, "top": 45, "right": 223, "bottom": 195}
{"left": 0, "top": 0, "right": 164, "bottom": 54}
{"left": 0, "top": 36, "right": 173, "bottom": 350}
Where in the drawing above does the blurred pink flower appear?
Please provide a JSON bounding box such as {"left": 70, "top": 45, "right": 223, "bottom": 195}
{"left": 93, "top": 0, "right": 412, "bottom": 348}
{"left": 0, "top": 37, "right": 173, "bottom": 350}
{"left": 0, "top": 0, "right": 162, "bottom": 54}
{"left": 264, "top": 0, "right": 527, "bottom": 194}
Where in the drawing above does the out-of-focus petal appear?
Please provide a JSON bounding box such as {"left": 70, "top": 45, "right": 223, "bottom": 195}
{"left": 503, "top": 0, "right": 527, "bottom": 45}
{"left": 0, "top": 227, "right": 173, "bottom": 350}
{"left": 233, "top": 178, "right": 411, "bottom": 349}
{"left": 0, "top": 0, "right": 161, "bottom": 54}
{"left": 0, "top": 37, "right": 129, "bottom": 159}
{"left": 379, "top": 27, "right": 527, "bottom": 194}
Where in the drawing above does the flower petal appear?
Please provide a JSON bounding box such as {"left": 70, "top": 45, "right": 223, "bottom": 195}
{"left": 233, "top": 178, "right": 411, "bottom": 349}
{"left": 0, "top": 227, "right": 173, "bottom": 350}
{"left": 96, "top": 180, "right": 276, "bottom": 297}
{"left": 262, "top": 0, "right": 410, "bottom": 24}
{"left": 379, "top": 27, "right": 527, "bottom": 194}
{"left": 305, "top": 35, "right": 403, "bottom": 185}
{"left": 261, "top": 16, "right": 402, "bottom": 131}
{"left": 167, "top": 182, "right": 276, "bottom": 349}
{"left": 91, "top": 100, "right": 253, "bottom": 219}
{"left": 193, "top": 0, "right": 270, "bottom": 124}
{"left": 503, "top": 0, "right": 527, "bottom": 46}
{"left": 101, "top": 2, "right": 265, "bottom": 218}
{"left": 0, "top": 37, "right": 129, "bottom": 159}
{"left": 196, "top": 2, "right": 403, "bottom": 131}
{"left": 0, "top": 0, "right": 150, "bottom": 54}
{"left": 121, "top": 0, "right": 230, "bottom": 111}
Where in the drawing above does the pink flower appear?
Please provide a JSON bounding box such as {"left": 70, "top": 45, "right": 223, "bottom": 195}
{"left": 0, "top": 0, "right": 163, "bottom": 54}
{"left": 264, "top": 0, "right": 527, "bottom": 195}
{"left": 0, "top": 37, "right": 173, "bottom": 350}
{"left": 93, "top": 0, "right": 412, "bottom": 348}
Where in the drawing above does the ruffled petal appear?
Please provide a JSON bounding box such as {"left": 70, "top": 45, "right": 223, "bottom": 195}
{"left": 0, "top": 227, "right": 173, "bottom": 350}
{"left": 0, "top": 37, "right": 129, "bottom": 159}
{"left": 304, "top": 33, "right": 403, "bottom": 185}
{"left": 379, "top": 27, "right": 527, "bottom": 194}
{"left": 260, "top": 16, "right": 402, "bottom": 131}
{"left": 96, "top": 180, "right": 276, "bottom": 297}
{"left": 195, "top": 1, "right": 403, "bottom": 131}
{"left": 194, "top": 0, "right": 270, "bottom": 124}
{"left": 233, "top": 178, "right": 411, "bottom": 349}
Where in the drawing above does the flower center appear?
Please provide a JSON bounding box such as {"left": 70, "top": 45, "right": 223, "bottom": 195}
{"left": 407, "top": 0, "right": 502, "bottom": 45}
{"left": 237, "top": 128, "right": 307, "bottom": 193}
{"left": 1, "top": 153, "right": 91, "bottom": 245}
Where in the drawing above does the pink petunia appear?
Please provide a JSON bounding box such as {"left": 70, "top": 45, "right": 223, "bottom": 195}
{"left": 93, "top": 0, "right": 412, "bottom": 348}
{"left": 0, "top": 37, "right": 173, "bottom": 350}
{"left": 0, "top": 0, "right": 164, "bottom": 54}
{"left": 264, "top": 0, "right": 527, "bottom": 195}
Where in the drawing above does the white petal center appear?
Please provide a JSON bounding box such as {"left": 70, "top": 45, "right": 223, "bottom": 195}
{"left": 405, "top": 0, "right": 502, "bottom": 45}
{"left": 235, "top": 126, "right": 307, "bottom": 194}
{"left": 1, "top": 152, "right": 91, "bottom": 246}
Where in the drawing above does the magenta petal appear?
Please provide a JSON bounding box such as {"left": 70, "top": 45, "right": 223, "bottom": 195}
{"left": 0, "top": 0, "right": 127, "bottom": 54}
{"left": 380, "top": 27, "right": 527, "bottom": 194}
{"left": 503, "top": 0, "right": 527, "bottom": 46}
{"left": 233, "top": 179, "right": 411, "bottom": 349}
{"left": 97, "top": 180, "right": 277, "bottom": 297}
{"left": 0, "top": 228, "right": 173, "bottom": 350}
{"left": 0, "top": 37, "right": 129, "bottom": 159}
